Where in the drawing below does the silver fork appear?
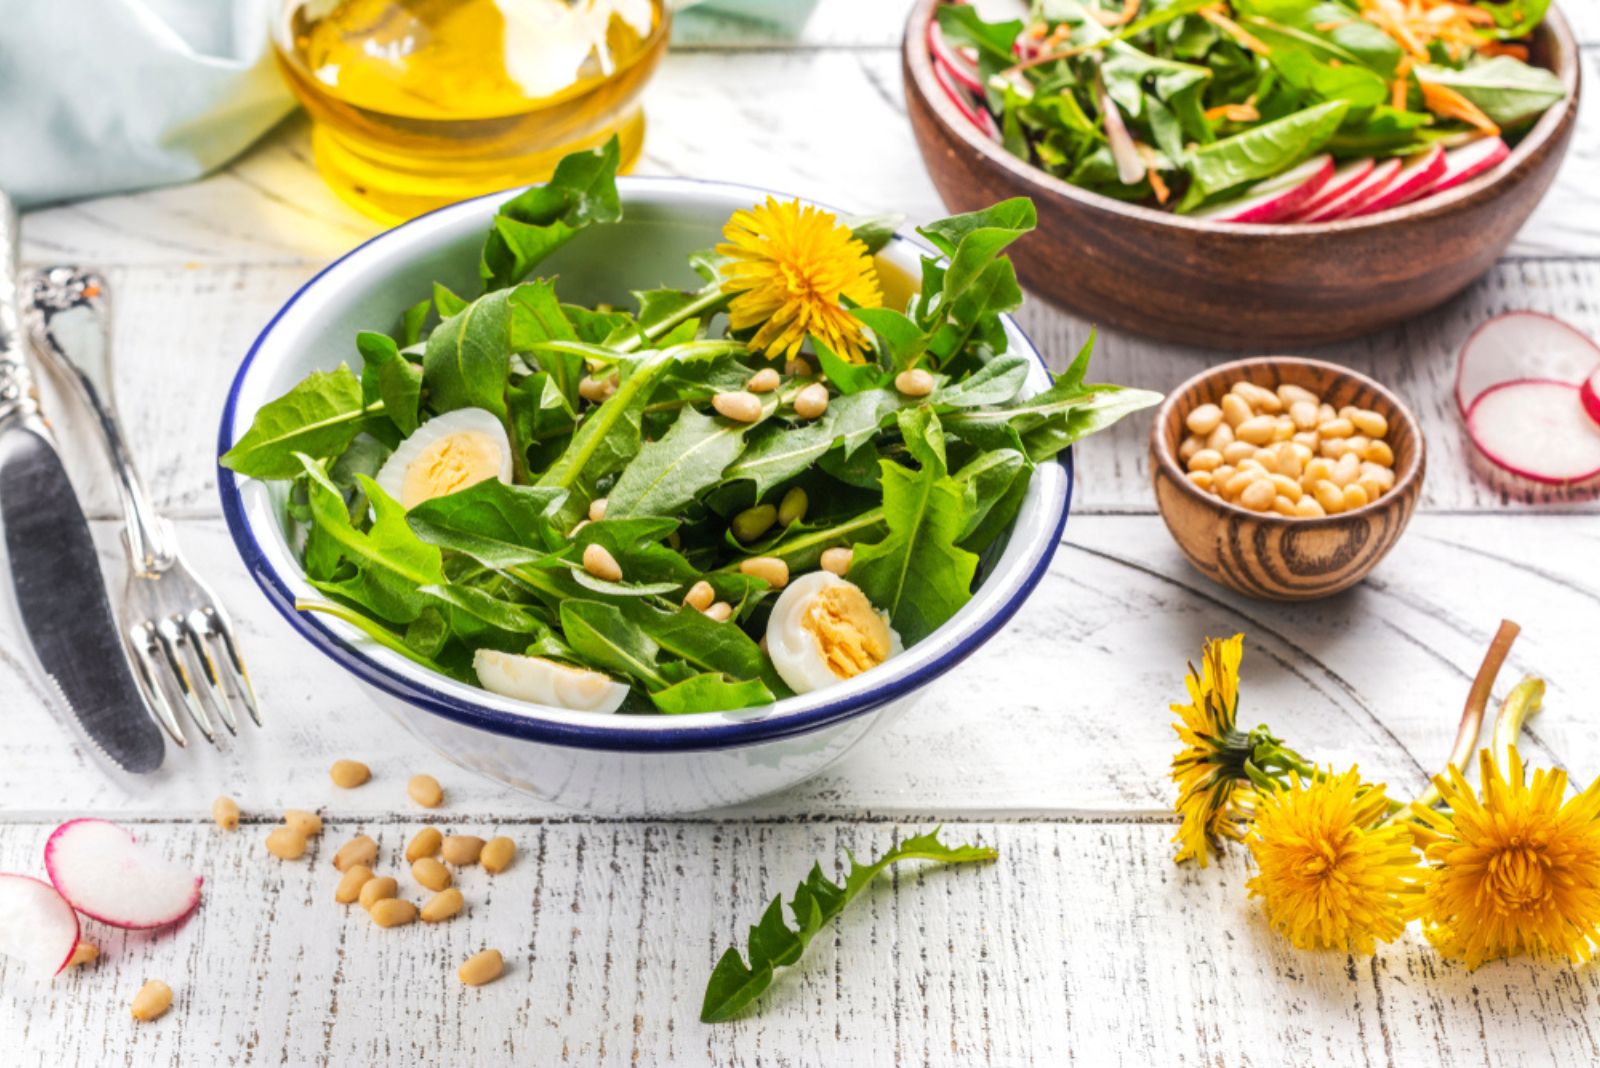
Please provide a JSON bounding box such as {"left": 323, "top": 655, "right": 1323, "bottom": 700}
{"left": 21, "top": 266, "right": 259, "bottom": 747}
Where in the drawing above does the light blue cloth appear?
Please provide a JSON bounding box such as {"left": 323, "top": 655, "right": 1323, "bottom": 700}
{"left": 0, "top": 0, "right": 816, "bottom": 210}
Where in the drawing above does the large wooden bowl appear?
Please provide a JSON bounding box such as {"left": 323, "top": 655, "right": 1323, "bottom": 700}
{"left": 903, "top": 0, "right": 1581, "bottom": 348}
{"left": 1150, "top": 357, "right": 1425, "bottom": 600}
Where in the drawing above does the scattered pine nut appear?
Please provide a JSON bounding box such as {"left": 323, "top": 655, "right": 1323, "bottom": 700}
{"left": 359, "top": 876, "right": 398, "bottom": 910}
{"left": 682, "top": 580, "right": 715, "bottom": 612}
{"left": 712, "top": 390, "right": 762, "bottom": 423}
{"left": 329, "top": 760, "right": 370, "bottom": 789}
{"left": 587, "top": 497, "right": 608, "bottom": 522}
{"left": 441, "top": 835, "right": 486, "bottom": 867}
{"left": 421, "top": 888, "right": 465, "bottom": 924}
{"left": 406, "top": 827, "right": 443, "bottom": 863}
{"left": 130, "top": 980, "right": 173, "bottom": 1021}
{"left": 458, "top": 949, "right": 504, "bottom": 987}
{"left": 284, "top": 810, "right": 323, "bottom": 838}
{"left": 578, "top": 374, "right": 617, "bottom": 403}
{"left": 211, "top": 796, "right": 240, "bottom": 831}
{"left": 784, "top": 357, "right": 813, "bottom": 378}
{"left": 332, "top": 834, "right": 378, "bottom": 871}
{"left": 335, "top": 864, "right": 375, "bottom": 905}
{"left": 66, "top": 942, "right": 98, "bottom": 968}
{"left": 894, "top": 368, "right": 935, "bottom": 397}
{"left": 264, "top": 826, "right": 307, "bottom": 861}
{"left": 407, "top": 774, "right": 444, "bottom": 809}
{"left": 746, "top": 367, "right": 780, "bottom": 393}
{"left": 582, "top": 543, "right": 623, "bottom": 583}
{"left": 738, "top": 556, "right": 789, "bottom": 589}
{"left": 412, "top": 857, "right": 452, "bottom": 892}
{"left": 369, "top": 898, "right": 418, "bottom": 928}
{"left": 704, "top": 601, "right": 733, "bottom": 623}
{"left": 793, "top": 383, "right": 829, "bottom": 420}
{"left": 777, "top": 487, "right": 808, "bottom": 527}
{"left": 819, "top": 547, "right": 853, "bottom": 576}
{"left": 480, "top": 836, "right": 516, "bottom": 874}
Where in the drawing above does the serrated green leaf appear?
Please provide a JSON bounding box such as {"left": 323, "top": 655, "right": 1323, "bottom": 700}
{"left": 559, "top": 599, "right": 665, "bottom": 687}
{"left": 423, "top": 288, "right": 514, "bottom": 419}
{"left": 608, "top": 400, "right": 775, "bottom": 519}
{"left": 649, "top": 672, "right": 774, "bottom": 713}
{"left": 935, "top": 355, "right": 1027, "bottom": 408}
{"left": 221, "top": 366, "right": 371, "bottom": 478}
{"left": 623, "top": 600, "right": 765, "bottom": 678}
{"left": 357, "top": 331, "right": 423, "bottom": 435}
{"left": 405, "top": 480, "right": 567, "bottom": 567}
{"left": 723, "top": 390, "right": 899, "bottom": 497}
{"left": 480, "top": 136, "right": 621, "bottom": 290}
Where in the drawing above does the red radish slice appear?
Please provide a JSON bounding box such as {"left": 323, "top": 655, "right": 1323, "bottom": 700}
{"left": 1419, "top": 137, "right": 1511, "bottom": 201}
{"left": 1351, "top": 145, "right": 1446, "bottom": 216}
{"left": 0, "top": 874, "right": 80, "bottom": 977}
{"left": 931, "top": 61, "right": 999, "bottom": 140}
{"left": 45, "top": 819, "right": 202, "bottom": 930}
{"left": 928, "top": 21, "right": 984, "bottom": 95}
{"left": 1455, "top": 311, "right": 1600, "bottom": 417}
{"left": 1582, "top": 367, "right": 1600, "bottom": 428}
{"left": 1286, "top": 158, "right": 1374, "bottom": 220}
{"left": 1303, "top": 157, "right": 1402, "bottom": 222}
{"left": 1466, "top": 379, "right": 1600, "bottom": 485}
{"left": 1190, "top": 155, "right": 1334, "bottom": 224}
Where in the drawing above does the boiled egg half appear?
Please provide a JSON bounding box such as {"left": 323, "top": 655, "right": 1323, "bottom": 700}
{"left": 474, "top": 649, "right": 628, "bottom": 713}
{"left": 765, "top": 571, "right": 903, "bottom": 695}
{"left": 376, "top": 408, "right": 513, "bottom": 509}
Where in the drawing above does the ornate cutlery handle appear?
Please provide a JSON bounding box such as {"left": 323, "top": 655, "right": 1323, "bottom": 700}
{"left": 0, "top": 194, "right": 39, "bottom": 424}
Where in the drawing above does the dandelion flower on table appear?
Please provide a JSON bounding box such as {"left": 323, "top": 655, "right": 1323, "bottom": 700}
{"left": 1412, "top": 746, "right": 1600, "bottom": 968}
{"left": 1246, "top": 768, "right": 1420, "bottom": 954}
{"left": 717, "top": 197, "right": 883, "bottom": 364}
{"left": 1170, "top": 633, "right": 1250, "bottom": 866}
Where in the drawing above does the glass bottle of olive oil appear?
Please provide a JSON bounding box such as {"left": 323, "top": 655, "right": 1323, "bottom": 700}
{"left": 274, "top": 0, "right": 668, "bottom": 222}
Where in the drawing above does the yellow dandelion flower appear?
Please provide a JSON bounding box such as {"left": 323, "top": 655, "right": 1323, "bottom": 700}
{"left": 1413, "top": 746, "right": 1600, "bottom": 968}
{"left": 1246, "top": 769, "right": 1420, "bottom": 953}
{"left": 1171, "top": 634, "right": 1248, "bottom": 866}
{"left": 717, "top": 197, "right": 883, "bottom": 364}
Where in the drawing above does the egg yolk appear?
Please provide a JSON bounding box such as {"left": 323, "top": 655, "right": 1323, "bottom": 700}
{"left": 801, "top": 584, "right": 892, "bottom": 680}
{"left": 401, "top": 432, "right": 504, "bottom": 508}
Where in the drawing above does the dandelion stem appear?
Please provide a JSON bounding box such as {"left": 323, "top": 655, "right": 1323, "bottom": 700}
{"left": 1490, "top": 677, "right": 1545, "bottom": 769}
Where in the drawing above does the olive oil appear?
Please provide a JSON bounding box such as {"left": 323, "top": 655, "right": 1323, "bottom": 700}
{"left": 274, "top": 0, "right": 668, "bottom": 222}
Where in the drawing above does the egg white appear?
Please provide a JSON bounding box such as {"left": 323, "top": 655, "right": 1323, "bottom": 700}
{"left": 765, "top": 571, "right": 903, "bottom": 695}
{"left": 376, "top": 407, "right": 513, "bottom": 509}
{"left": 474, "top": 650, "right": 629, "bottom": 713}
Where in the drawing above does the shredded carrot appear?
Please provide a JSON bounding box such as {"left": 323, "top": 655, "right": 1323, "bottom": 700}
{"left": 1199, "top": 8, "right": 1273, "bottom": 55}
{"left": 1147, "top": 167, "right": 1171, "bottom": 204}
{"left": 1391, "top": 55, "right": 1412, "bottom": 111}
{"left": 1313, "top": 19, "right": 1350, "bottom": 31}
{"left": 1091, "top": 0, "right": 1142, "bottom": 28}
{"left": 1204, "top": 103, "right": 1261, "bottom": 123}
{"left": 1478, "top": 41, "right": 1530, "bottom": 60}
{"left": 1419, "top": 78, "right": 1500, "bottom": 135}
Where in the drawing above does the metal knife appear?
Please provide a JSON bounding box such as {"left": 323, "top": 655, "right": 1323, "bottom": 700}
{"left": 0, "top": 193, "right": 164, "bottom": 774}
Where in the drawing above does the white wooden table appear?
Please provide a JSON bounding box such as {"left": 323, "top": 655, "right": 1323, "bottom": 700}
{"left": 3, "top": 3, "right": 1599, "bottom": 1064}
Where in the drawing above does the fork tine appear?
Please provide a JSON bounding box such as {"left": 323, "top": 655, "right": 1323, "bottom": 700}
{"left": 126, "top": 621, "right": 188, "bottom": 748}
{"left": 180, "top": 611, "right": 237, "bottom": 735}
{"left": 194, "top": 605, "right": 260, "bottom": 728}
{"left": 154, "top": 614, "right": 216, "bottom": 744}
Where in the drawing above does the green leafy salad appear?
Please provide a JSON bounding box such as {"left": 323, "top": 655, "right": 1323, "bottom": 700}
{"left": 934, "top": 0, "right": 1565, "bottom": 219}
{"left": 222, "top": 140, "right": 1159, "bottom": 716}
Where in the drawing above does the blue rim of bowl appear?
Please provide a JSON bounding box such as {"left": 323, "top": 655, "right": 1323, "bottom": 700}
{"left": 217, "top": 176, "right": 1075, "bottom": 753}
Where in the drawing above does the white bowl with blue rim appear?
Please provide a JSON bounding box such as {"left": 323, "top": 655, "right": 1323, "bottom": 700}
{"left": 218, "top": 177, "right": 1073, "bottom": 815}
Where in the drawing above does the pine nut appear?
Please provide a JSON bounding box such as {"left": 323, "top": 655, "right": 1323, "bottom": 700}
{"left": 265, "top": 826, "right": 306, "bottom": 861}
{"left": 784, "top": 357, "right": 813, "bottom": 377}
{"left": 1351, "top": 409, "right": 1388, "bottom": 438}
{"left": 1268, "top": 474, "right": 1303, "bottom": 502}
{"left": 421, "top": 888, "right": 465, "bottom": 923}
{"left": 1331, "top": 452, "right": 1361, "bottom": 487}
{"left": 211, "top": 796, "right": 240, "bottom": 831}
{"left": 582, "top": 543, "right": 623, "bottom": 582}
{"left": 1295, "top": 496, "right": 1326, "bottom": 518}
{"left": 704, "top": 601, "right": 733, "bottom": 623}
{"left": 732, "top": 504, "right": 777, "bottom": 543}
{"left": 1233, "top": 381, "right": 1281, "bottom": 412}
{"left": 683, "top": 580, "right": 715, "bottom": 612}
{"left": 1313, "top": 480, "right": 1346, "bottom": 514}
{"left": 1270, "top": 495, "right": 1299, "bottom": 517}
{"left": 1235, "top": 415, "right": 1276, "bottom": 446}
{"left": 412, "top": 857, "right": 452, "bottom": 892}
{"left": 130, "top": 980, "right": 172, "bottom": 1022}
{"left": 1205, "top": 422, "right": 1235, "bottom": 451}
{"left": 441, "top": 835, "right": 486, "bottom": 866}
{"left": 1185, "top": 403, "right": 1223, "bottom": 435}
{"left": 1303, "top": 458, "right": 1333, "bottom": 486}
{"left": 1366, "top": 440, "right": 1394, "bottom": 467}
{"left": 458, "top": 949, "right": 504, "bottom": 987}
{"left": 1187, "top": 471, "right": 1213, "bottom": 491}
{"left": 1178, "top": 435, "right": 1203, "bottom": 463}
{"left": 284, "top": 810, "right": 322, "bottom": 838}
{"left": 1272, "top": 415, "right": 1295, "bottom": 442}
{"left": 793, "top": 383, "right": 829, "bottom": 419}
{"left": 1361, "top": 462, "right": 1396, "bottom": 489}
{"left": 1221, "top": 393, "right": 1253, "bottom": 428}
{"left": 406, "top": 827, "right": 443, "bottom": 863}
{"left": 588, "top": 497, "right": 608, "bottom": 522}
{"left": 407, "top": 774, "right": 444, "bottom": 809}
{"left": 777, "top": 487, "right": 808, "bottom": 527}
{"left": 1211, "top": 465, "right": 1236, "bottom": 486}
{"left": 746, "top": 367, "right": 781, "bottom": 393}
{"left": 820, "top": 547, "right": 853, "bottom": 575}
{"left": 1221, "top": 441, "right": 1256, "bottom": 465}
{"left": 1343, "top": 483, "right": 1370, "bottom": 510}
{"left": 1289, "top": 401, "right": 1319, "bottom": 430}
{"left": 1188, "top": 448, "right": 1223, "bottom": 473}
{"left": 738, "top": 556, "right": 789, "bottom": 589}
{"left": 1239, "top": 479, "right": 1275, "bottom": 511}
{"left": 1253, "top": 448, "right": 1279, "bottom": 474}
{"left": 369, "top": 898, "right": 417, "bottom": 928}
{"left": 1278, "top": 383, "right": 1318, "bottom": 406}
{"left": 481, "top": 836, "right": 516, "bottom": 874}
{"left": 894, "top": 368, "right": 935, "bottom": 397}
{"left": 578, "top": 374, "right": 617, "bottom": 403}
{"left": 359, "top": 876, "right": 398, "bottom": 910}
{"left": 712, "top": 390, "right": 762, "bottom": 423}
{"left": 332, "top": 834, "right": 378, "bottom": 871}
{"left": 335, "top": 865, "right": 375, "bottom": 905}
{"left": 329, "top": 759, "right": 370, "bottom": 789}
{"left": 1273, "top": 444, "right": 1303, "bottom": 479}
{"left": 1345, "top": 435, "right": 1371, "bottom": 458}
{"left": 67, "top": 942, "right": 98, "bottom": 968}
{"left": 1318, "top": 417, "right": 1354, "bottom": 439}
{"left": 1223, "top": 470, "right": 1258, "bottom": 499}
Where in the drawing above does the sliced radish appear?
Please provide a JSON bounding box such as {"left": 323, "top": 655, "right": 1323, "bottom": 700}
{"left": 1466, "top": 379, "right": 1600, "bottom": 485}
{"left": 1285, "top": 158, "right": 1374, "bottom": 220}
{"left": 1416, "top": 137, "right": 1511, "bottom": 202}
{"left": 0, "top": 874, "right": 80, "bottom": 978}
{"left": 1351, "top": 145, "right": 1446, "bottom": 216}
{"left": 1190, "top": 155, "right": 1334, "bottom": 224}
{"left": 928, "top": 20, "right": 984, "bottom": 95}
{"left": 1455, "top": 311, "right": 1600, "bottom": 418}
{"left": 45, "top": 819, "right": 202, "bottom": 930}
{"left": 931, "top": 61, "right": 1000, "bottom": 140}
{"left": 1582, "top": 367, "right": 1600, "bottom": 428}
{"left": 1098, "top": 83, "right": 1146, "bottom": 186}
{"left": 1303, "top": 157, "right": 1403, "bottom": 222}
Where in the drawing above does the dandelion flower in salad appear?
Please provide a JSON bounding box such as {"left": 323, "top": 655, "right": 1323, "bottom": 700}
{"left": 222, "top": 138, "right": 1160, "bottom": 716}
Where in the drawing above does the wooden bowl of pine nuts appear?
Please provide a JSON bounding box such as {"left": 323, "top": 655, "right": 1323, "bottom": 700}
{"left": 1149, "top": 356, "right": 1425, "bottom": 601}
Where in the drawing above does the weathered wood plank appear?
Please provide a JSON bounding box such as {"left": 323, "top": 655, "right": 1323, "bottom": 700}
{"left": 1, "top": 514, "right": 1591, "bottom": 819}
{"left": 2, "top": 817, "right": 1595, "bottom": 1067}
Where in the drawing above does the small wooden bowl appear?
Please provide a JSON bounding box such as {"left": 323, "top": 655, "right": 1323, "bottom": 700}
{"left": 1150, "top": 358, "right": 1425, "bottom": 601}
{"left": 902, "top": 0, "right": 1581, "bottom": 348}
